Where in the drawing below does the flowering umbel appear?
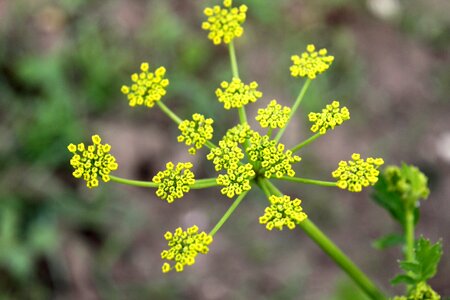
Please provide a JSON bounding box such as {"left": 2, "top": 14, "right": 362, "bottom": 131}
{"left": 256, "top": 100, "right": 291, "bottom": 129}
{"left": 215, "top": 78, "right": 263, "bottom": 109}
{"left": 68, "top": 135, "right": 118, "bottom": 188}
{"left": 308, "top": 101, "right": 350, "bottom": 134}
{"left": 161, "top": 226, "right": 213, "bottom": 273}
{"left": 202, "top": 0, "right": 248, "bottom": 45}
{"left": 259, "top": 195, "right": 307, "bottom": 230}
{"left": 178, "top": 113, "right": 214, "bottom": 154}
{"left": 332, "top": 153, "right": 384, "bottom": 192}
{"left": 121, "top": 62, "right": 169, "bottom": 108}
{"left": 290, "top": 44, "right": 334, "bottom": 79}
{"left": 152, "top": 162, "right": 195, "bottom": 203}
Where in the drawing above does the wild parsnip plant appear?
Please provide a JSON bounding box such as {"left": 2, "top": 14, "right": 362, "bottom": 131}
{"left": 67, "top": 1, "right": 444, "bottom": 299}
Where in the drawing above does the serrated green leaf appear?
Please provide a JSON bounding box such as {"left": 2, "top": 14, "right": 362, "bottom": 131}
{"left": 399, "top": 261, "right": 421, "bottom": 274}
{"left": 414, "top": 237, "right": 443, "bottom": 282}
{"left": 372, "top": 234, "right": 404, "bottom": 250}
{"left": 391, "top": 274, "right": 416, "bottom": 285}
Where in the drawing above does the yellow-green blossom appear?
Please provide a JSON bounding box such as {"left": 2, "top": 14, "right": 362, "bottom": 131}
{"left": 178, "top": 113, "right": 214, "bottom": 154}
{"left": 206, "top": 139, "right": 244, "bottom": 171}
{"left": 256, "top": 99, "right": 291, "bottom": 129}
{"left": 224, "top": 123, "right": 254, "bottom": 144}
{"left": 308, "top": 100, "right": 350, "bottom": 134}
{"left": 216, "top": 163, "right": 255, "bottom": 198}
{"left": 290, "top": 44, "right": 334, "bottom": 79}
{"left": 259, "top": 195, "right": 307, "bottom": 230}
{"left": 201, "top": 0, "right": 248, "bottom": 45}
{"left": 161, "top": 225, "right": 213, "bottom": 273}
{"left": 152, "top": 162, "right": 195, "bottom": 203}
{"left": 215, "top": 78, "right": 263, "bottom": 109}
{"left": 68, "top": 135, "right": 118, "bottom": 188}
{"left": 121, "top": 62, "right": 169, "bottom": 108}
{"left": 247, "top": 133, "right": 301, "bottom": 178}
{"left": 332, "top": 153, "right": 384, "bottom": 192}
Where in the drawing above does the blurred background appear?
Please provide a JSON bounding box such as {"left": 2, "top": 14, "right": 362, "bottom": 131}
{"left": 0, "top": 0, "right": 449, "bottom": 299}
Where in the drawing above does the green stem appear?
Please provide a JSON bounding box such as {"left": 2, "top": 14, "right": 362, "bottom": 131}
{"left": 229, "top": 41, "right": 240, "bottom": 78}
{"left": 261, "top": 179, "right": 386, "bottom": 300}
{"left": 267, "top": 128, "right": 273, "bottom": 139}
{"left": 275, "top": 78, "right": 312, "bottom": 142}
{"left": 190, "top": 178, "right": 219, "bottom": 189}
{"left": 156, "top": 101, "right": 183, "bottom": 125}
{"left": 291, "top": 133, "right": 321, "bottom": 152}
{"left": 109, "top": 175, "right": 158, "bottom": 188}
{"left": 209, "top": 191, "right": 248, "bottom": 237}
{"left": 405, "top": 209, "right": 415, "bottom": 262}
{"left": 275, "top": 176, "right": 337, "bottom": 187}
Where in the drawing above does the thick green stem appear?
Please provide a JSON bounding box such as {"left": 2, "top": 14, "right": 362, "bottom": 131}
{"left": 156, "top": 101, "right": 183, "bottom": 125}
{"left": 405, "top": 209, "right": 415, "bottom": 262}
{"left": 291, "top": 133, "right": 321, "bottom": 153}
{"left": 109, "top": 175, "right": 158, "bottom": 188}
{"left": 275, "top": 176, "right": 337, "bottom": 187}
{"left": 209, "top": 191, "right": 248, "bottom": 237}
{"left": 275, "top": 79, "right": 312, "bottom": 142}
{"left": 261, "top": 179, "right": 386, "bottom": 300}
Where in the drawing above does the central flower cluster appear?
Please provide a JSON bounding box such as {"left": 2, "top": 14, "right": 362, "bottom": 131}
{"left": 215, "top": 78, "right": 263, "bottom": 109}
{"left": 259, "top": 195, "right": 307, "bottom": 230}
{"left": 152, "top": 162, "right": 195, "bottom": 203}
{"left": 208, "top": 125, "right": 301, "bottom": 198}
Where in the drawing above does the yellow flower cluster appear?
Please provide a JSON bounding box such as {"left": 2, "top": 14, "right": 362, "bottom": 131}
{"left": 256, "top": 100, "right": 291, "bottom": 129}
{"left": 259, "top": 195, "right": 307, "bottom": 230}
{"left": 120, "top": 62, "right": 169, "bottom": 108}
{"left": 247, "top": 133, "right": 301, "bottom": 178}
{"left": 215, "top": 78, "right": 263, "bottom": 109}
{"left": 152, "top": 162, "right": 195, "bottom": 203}
{"left": 224, "top": 123, "right": 254, "bottom": 144}
{"left": 290, "top": 44, "right": 334, "bottom": 79}
{"left": 216, "top": 163, "right": 255, "bottom": 198}
{"left": 332, "top": 153, "right": 384, "bottom": 192}
{"left": 206, "top": 139, "right": 244, "bottom": 171}
{"left": 308, "top": 101, "right": 350, "bottom": 134}
{"left": 68, "top": 135, "right": 118, "bottom": 188}
{"left": 178, "top": 113, "right": 214, "bottom": 155}
{"left": 161, "top": 226, "right": 213, "bottom": 273}
{"left": 201, "top": 0, "right": 248, "bottom": 45}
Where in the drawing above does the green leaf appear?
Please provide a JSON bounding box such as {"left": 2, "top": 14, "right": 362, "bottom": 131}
{"left": 414, "top": 237, "right": 443, "bottom": 281}
{"left": 392, "top": 237, "right": 443, "bottom": 286}
{"left": 391, "top": 274, "right": 416, "bottom": 285}
{"left": 372, "top": 234, "right": 404, "bottom": 250}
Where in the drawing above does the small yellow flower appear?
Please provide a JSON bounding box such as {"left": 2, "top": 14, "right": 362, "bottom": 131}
{"left": 216, "top": 163, "right": 255, "bottom": 198}
{"left": 178, "top": 113, "right": 214, "bottom": 155}
{"left": 215, "top": 78, "right": 263, "bottom": 109}
{"left": 308, "top": 100, "right": 350, "bottom": 134}
{"left": 290, "top": 44, "right": 334, "bottom": 79}
{"left": 259, "top": 195, "right": 307, "bottom": 230}
{"left": 256, "top": 99, "right": 291, "bottom": 129}
{"left": 201, "top": 0, "right": 248, "bottom": 45}
{"left": 332, "top": 153, "right": 384, "bottom": 192}
{"left": 247, "top": 132, "right": 301, "bottom": 178}
{"left": 152, "top": 162, "right": 195, "bottom": 203}
{"left": 161, "top": 225, "right": 213, "bottom": 273}
{"left": 121, "top": 62, "right": 169, "bottom": 108}
{"left": 67, "top": 135, "right": 118, "bottom": 188}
